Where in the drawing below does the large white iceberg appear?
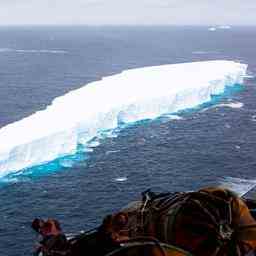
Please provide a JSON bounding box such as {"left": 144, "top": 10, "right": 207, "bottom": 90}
{"left": 0, "top": 60, "right": 247, "bottom": 177}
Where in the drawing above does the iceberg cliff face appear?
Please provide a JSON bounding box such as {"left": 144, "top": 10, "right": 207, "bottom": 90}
{"left": 0, "top": 60, "right": 247, "bottom": 177}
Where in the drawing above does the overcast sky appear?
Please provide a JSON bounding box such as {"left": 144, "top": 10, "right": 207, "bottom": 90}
{"left": 1, "top": 0, "right": 256, "bottom": 26}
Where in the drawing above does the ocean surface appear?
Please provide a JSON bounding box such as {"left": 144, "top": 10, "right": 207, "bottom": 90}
{"left": 0, "top": 26, "right": 256, "bottom": 256}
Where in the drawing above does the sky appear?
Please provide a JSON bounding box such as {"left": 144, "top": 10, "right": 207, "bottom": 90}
{"left": 0, "top": 0, "right": 256, "bottom": 26}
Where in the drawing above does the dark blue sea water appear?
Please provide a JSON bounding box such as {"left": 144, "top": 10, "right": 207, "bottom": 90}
{"left": 0, "top": 26, "right": 256, "bottom": 256}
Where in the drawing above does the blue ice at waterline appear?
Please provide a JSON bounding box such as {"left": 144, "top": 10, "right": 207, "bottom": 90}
{"left": 0, "top": 60, "right": 247, "bottom": 178}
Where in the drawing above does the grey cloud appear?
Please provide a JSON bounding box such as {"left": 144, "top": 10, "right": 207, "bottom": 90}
{"left": 0, "top": 0, "right": 256, "bottom": 25}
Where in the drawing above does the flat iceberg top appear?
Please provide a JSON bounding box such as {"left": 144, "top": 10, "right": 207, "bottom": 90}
{"left": 0, "top": 60, "right": 247, "bottom": 176}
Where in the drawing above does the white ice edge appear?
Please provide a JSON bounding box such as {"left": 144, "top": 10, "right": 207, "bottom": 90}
{"left": 0, "top": 60, "right": 247, "bottom": 177}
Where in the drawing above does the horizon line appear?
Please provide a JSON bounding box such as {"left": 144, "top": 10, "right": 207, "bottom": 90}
{"left": 0, "top": 24, "right": 256, "bottom": 28}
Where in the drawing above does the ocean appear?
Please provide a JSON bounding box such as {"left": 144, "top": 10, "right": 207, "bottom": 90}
{"left": 0, "top": 26, "right": 256, "bottom": 255}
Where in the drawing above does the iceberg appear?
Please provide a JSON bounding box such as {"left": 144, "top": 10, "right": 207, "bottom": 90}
{"left": 208, "top": 26, "right": 231, "bottom": 32}
{"left": 0, "top": 60, "right": 247, "bottom": 177}
{"left": 218, "top": 25, "right": 231, "bottom": 30}
{"left": 208, "top": 27, "right": 217, "bottom": 31}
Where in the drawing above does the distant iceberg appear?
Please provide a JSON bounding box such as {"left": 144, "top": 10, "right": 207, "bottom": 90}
{"left": 0, "top": 48, "right": 67, "bottom": 54}
{"left": 0, "top": 60, "right": 247, "bottom": 177}
{"left": 208, "top": 27, "right": 217, "bottom": 31}
{"left": 218, "top": 25, "right": 231, "bottom": 30}
{"left": 208, "top": 26, "right": 231, "bottom": 32}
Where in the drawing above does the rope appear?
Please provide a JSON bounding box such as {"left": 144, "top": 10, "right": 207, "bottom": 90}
{"left": 103, "top": 236, "right": 166, "bottom": 256}
{"left": 103, "top": 236, "right": 194, "bottom": 256}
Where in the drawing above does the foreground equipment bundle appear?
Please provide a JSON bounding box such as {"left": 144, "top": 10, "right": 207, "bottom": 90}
{"left": 32, "top": 187, "right": 256, "bottom": 256}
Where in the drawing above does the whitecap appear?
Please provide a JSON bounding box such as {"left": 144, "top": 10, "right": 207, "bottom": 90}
{"left": 87, "top": 141, "right": 100, "bottom": 148}
{"left": 216, "top": 102, "right": 244, "bottom": 109}
{"left": 161, "top": 114, "right": 183, "bottom": 121}
{"left": 59, "top": 159, "right": 74, "bottom": 168}
{"left": 114, "top": 177, "right": 127, "bottom": 182}
{"left": 105, "top": 150, "right": 121, "bottom": 155}
{"left": 201, "top": 102, "right": 243, "bottom": 113}
{"left": 252, "top": 115, "right": 256, "bottom": 122}
{"left": 82, "top": 148, "right": 94, "bottom": 153}
{"left": 224, "top": 123, "right": 231, "bottom": 129}
{"left": 168, "top": 115, "right": 183, "bottom": 120}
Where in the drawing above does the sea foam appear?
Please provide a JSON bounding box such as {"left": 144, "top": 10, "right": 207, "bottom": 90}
{"left": 0, "top": 60, "right": 247, "bottom": 177}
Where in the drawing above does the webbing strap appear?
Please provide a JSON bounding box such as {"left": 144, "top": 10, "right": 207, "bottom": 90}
{"left": 236, "top": 224, "right": 256, "bottom": 241}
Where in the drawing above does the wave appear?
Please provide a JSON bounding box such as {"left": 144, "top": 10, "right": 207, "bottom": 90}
{"left": 201, "top": 101, "right": 244, "bottom": 113}
{"left": 216, "top": 101, "right": 244, "bottom": 109}
{"left": 0, "top": 60, "right": 247, "bottom": 178}
{"left": 114, "top": 177, "right": 128, "bottom": 182}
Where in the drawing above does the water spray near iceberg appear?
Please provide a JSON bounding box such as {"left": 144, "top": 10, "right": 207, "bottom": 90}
{"left": 0, "top": 60, "right": 247, "bottom": 178}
